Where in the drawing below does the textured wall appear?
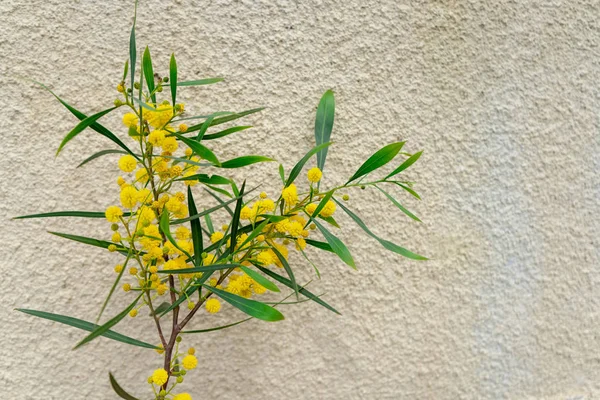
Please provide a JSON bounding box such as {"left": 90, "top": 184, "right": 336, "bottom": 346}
{"left": 1, "top": 0, "right": 599, "bottom": 399}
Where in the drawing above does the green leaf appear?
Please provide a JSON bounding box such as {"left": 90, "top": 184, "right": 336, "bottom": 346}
{"left": 204, "top": 188, "right": 234, "bottom": 218}
{"left": 49, "top": 231, "right": 128, "bottom": 252}
{"left": 202, "top": 284, "right": 284, "bottom": 322}
{"left": 254, "top": 266, "right": 340, "bottom": 315}
{"left": 187, "top": 187, "right": 203, "bottom": 268}
{"left": 308, "top": 191, "right": 334, "bottom": 219}
{"left": 270, "top": 245, "right": 298, "bottom": 299}
{"left": 385, "top": 151, "right": 423, "bottom": 179}
{"left": 319, "top": 215, "right": 340, "bottom": 228}
{"left": 157, "top": 263, "right": 240, "bottom": 275}
{"left": 96, "top": 253, "right": 131, "bottom": 323}
{"left": 32, "top": 81, "right": 138, "bottom": 160}
{"left": 174, "top": 133, "right": 220, "bottom": 166}
{"left": 311, "top": 219, "right": 356, "bottom": 269}
{"left": 334, "top": 198, "right": 427, "bottom": 260}
{"left": 129, "top": 1, "right": 138, "bottom": 92}
{"left": 203, "top": 126, "right": 252, "bottom": 141}
{"left": 151, "top": 302, "right": 172, "bottom": 317}
{"left": 240, "top": 266, "right": 280, "bottom": 292}
{"left": 122, "top": 60, "right": 129, "bottom": 82}
{"left": 169, "top": 53, "right": 177, "bottom": 106}
{"left": 305, "top": 239, "right": 333, "bottom": 252}
{"left": 173, "top": 78, "right": 224, "bottom": 86}
{"left": 177, "top": 173, "right": 231, "bottom": 185}
{"left": 160, "top": 211, "right": 193, "bottom": 261}
{"left": 15, "top": 211, "right": 125, "bottom": 220}
{"left": 77, "top": 149, "right": 128, "bottom": 168}
{"left": 314, "top": 90, "right": 335, "bottom": 172}
{"left": 74, "top": 294, "right": 143, "bottom": 349}
{"left": 56, "top": 107, "right": 117, "bottom": 156}
{"left": 375, "top": 186, "right": 421, "bottom": 222}
{"left": 220, "top": 155, "right": 274, "bottom": 169}
{"left": 346, "top": 142, "right": 405, "bottom": 184}
{"left": 195, "top": 115, "right": 214, "bottom": 141}
{"left": 142, "top": 46, "right": 156, "bottom": 104}
{"left": 16, "top": 308, "right": 156, "bottom": 350}
{"left": 286, "top": 142, "right": 332, "bottom": 187}
{"left": 278, "top": 164, "right": 285, "bottom": 184}
{"left": 109, "top": 372, "right": 140, "bottom": 400}
{"left": 229, "top": 181, "right": 246, "bottom": 254}
{"left": 185, "top": 108, "right": 264, "bottom": 134}
{"left": 183, "top": 318, "right": 251, "bottom": 334}
{"left": 396, "top": 183, "right": 421, "bottom": 200}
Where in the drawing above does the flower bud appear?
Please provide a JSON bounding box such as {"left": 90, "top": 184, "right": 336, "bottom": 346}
{"left": 134, "top": 82, "right": 140, "bottom": 89}
{"left": 113, "top": 99, "right": 123, "bottom": 107}
{"left": 111, "top": 223, "right": 119, "bottom": 231}
{"left": 342, "top": 194, "right": 350, "bottom": 201}
{"left": 176, "top": 376, "right": 184, "bottom": 383}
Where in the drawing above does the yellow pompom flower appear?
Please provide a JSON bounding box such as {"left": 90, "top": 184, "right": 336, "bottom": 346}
{"left": 155, "top": 344, "right": 164, "bottom": 355}
{"left": 170, "top": 165, "right": 183, "bottom": 177}
{"left": 188, "top": 347, "right": 196, "bottom": 355}
{"left": 152, "top": 368, "right": 169, "bottom": 386}
{"left": 148, "top": 129, "right": 166, "bottom": 146}
{"left": 320, "top": 200, "right": 336, "bottom": 217}
{"left": 111, "top": 232, "right": 121, "bottom": 243}
{"left": 120, "top": 186, "right": 139, "bottom": 209}
{"left": 307, "top": 167, "right": 322, "bottom": 183}
{"left": 147, "top": 104, "right": 173, "bottom": 128}
{"left": 203, "top": 254, "right": 216, "bottom": 265}
{"left": 281, "top": 184, "right": 298, "bottom": 206}
{"left": 179, "top": 123, "right": 188, "bottom": 133}
{"left": 137, "top": 188, "right": 152, "bottom": 204}
{"left": 182, "top": 354, "right": 198, "bottom": 370}
{"left": 184, "top": 148, "right": 193, "bottom": 157}
{"left": 173, "top": 394, "right": 192, "bottom": 400}
{"left": 210, "top": 231, "right": 224, "bottom": 244}
{"left": 205, "top": 298, "right": 221, "bottom": 314}
{"left": 122, "top": 283, "right": 131, "bottom": 292}
{"left": 118, "top": 155, "right": 137, "bottom": 173}
{"left": 240, "top": 206, "right": 252, "bottom": 220}
{"left": 182, "top": 171, "right": 198, "bottom": 186}
{"left": 122, "top": 113, "right": 138, "bottom": 128}
{"left": 165, "top": 197, "right": 183, "bottom": 213}
{"left": 114, "top": 264, "right": 123, "bottom": 273}
{"left": 129, "top": 309, "right": 138, "bottom": 318}
{"left": 138, "top": 206, "right": 156, "bottom": 226}
{"left": 287, "top": 221, "right": 304, "bottom": 237}
{"left": 161, "top": 137, "right": 178, "bottom": 153}
{"left": 259, "top": 191, "right": 268, "bottom": 199}
{"left": 256, "top": 251, "right": 274, "bottom": 266}
{"left": 135, "top": 168, "right": 149, "bottom": 184}
{"left": 117, "top": 176, "right": 126, "bottom": 186}
{"left": 295, "top": 237, "right": 307, "bottom": 251}
{"left": 108, "top": 244, "right": 117, "bottom": 252}
{"left": 105, "top": 206, "right": 123, "bottom": 222}
{"left": 157, "top": 284, "right": 168, "bottom": 295}
{"left": 305, "top": 203, "right": 317, "bottom": 215}
{"left": 175, "top": 226, "right": 191, "bottom": 240}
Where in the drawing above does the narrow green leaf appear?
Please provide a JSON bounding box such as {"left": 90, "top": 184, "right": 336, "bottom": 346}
{"left": 203, "top": 126, "right": 251, "bottom": 141}
{"left": 311, "top": 219, "right": 356, "bottom": 269}
{"left": 96, "top": 253, "right": 131, "bottom": 323}
{"left": 109, "top": 372, "right": 140, "bottom": 400}
{"left": 396, "top": 183, "right": 421, "bottom": 200}
{"left": 142, "top": 46, "right": 156, "bottom": 104}
{"left": 334, "top": 198, "right": 427, "bottom": 260}
{"left": 16, "top": 308, "right": 157, "bottom": 350}
{"left": 300, "top": 249, "right": 321, "bottom": 279}
{"left": 254, "top": 266, "right": 340, "bottom": 315}
{"left": 77, "top": 149, "right": 128, "bottom": 168}
{"left": 15, "top": 211, "right": 125, "bottom": 220}
{"left": 151, "top": 302, "right": 172, "bottom": 317}
{"left": 270, "top": 245, "right": 298, "bottom": 299}
{"left": 174, "top": 133, "right": 220, "bottom": 166}
{"left": 319, "top": 215, "right": 340, "bottom": 228}
{"left": 375, "top": 186, "right": 421, "bottom": 222}
{"left": 240, "top": 266, "right": 280, "bottom": 292}
{"left": 160, "top": 211, "right": 193, "bottom": 261}
{"left": 238, "top": 219, "right": 269, "bottom": 249}
{"left": 204, "top": 188, "right": 235, "bottom": 218}
{"left": 305, "top": 239, "right": 333, "bottom": 252}
{"left": 183, "top": 318, "right": 251, "bottom": 334}
{"left": 278, "top": 164, "right": 285, "bottom": 184}
{"left": 49, "top": 231, "right": 128, "bottom": 252}
{"left": 32, "top": 81, "right": 138, "bottom": 160}
{"left": 56, "top": 107, "right": 117, "bottom": 156}
{"left": 202, "top": 284, "right": 284, "bottom": 322}
{"left": 175, "top": 78, "right": 224, "bottom": 86}
{"left": 346, "top": 142, "right": 405, "bottom": 184}
{"left": 385, "top": 151, "right": 423, "bottom": 179}
{"left": 157, "top": 263, "right": 240, "bottom": 275}
{"left": 176, "top": 173, "right": 231, "bottom": 185}
{"left": 286, "top": 142, "right": 332, "bottom": 187}
{"left": 129, "top": 0, "right": 138, "bottom": 92}
{"left": 229, "top": 181, "right": 246, "bottom": 254}
{"left": 169, "top": 53, "right": 177, "bottom": 106}
{"left": 122, "top": 60, "right": 129, "bottom": 82}
{"left": 220, "top": 156, "right": 274, "bottom": 169}
{"left": 195, "top": 115, "right": 214, "bottom": 142}
{"left": 185, "top": 108, "right": 264, "bottom": 134}
{"left": 188, "top": 187, "right": 203, "bottom": 267}
{"left": 315, "top": 90, "right": 335, "bottom": 171}
{"left": 74, "top": 294, "right": 143, "bottom": 349}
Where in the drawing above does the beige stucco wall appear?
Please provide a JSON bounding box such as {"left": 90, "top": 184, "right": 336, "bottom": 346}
{"left": 1, "top": 0, "right": 599, "bottom": 399}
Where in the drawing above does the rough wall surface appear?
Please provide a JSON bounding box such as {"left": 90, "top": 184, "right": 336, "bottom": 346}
{"left": 1, "top": 0, "right": 599, "bottom": 399}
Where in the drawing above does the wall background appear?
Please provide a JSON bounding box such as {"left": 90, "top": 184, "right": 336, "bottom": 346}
{"left": 1, "top": 0, "right": 599, "bottom": 399}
